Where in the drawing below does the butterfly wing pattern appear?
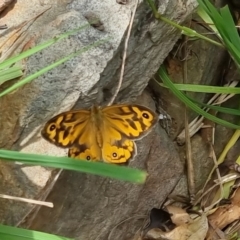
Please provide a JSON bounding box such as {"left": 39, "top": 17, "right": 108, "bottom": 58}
{"left": 42, "top": 109, "right": 101, "bottom": 160}
{"left": 100, "top": 105, "right": 158, "bottom": 163}
{"left": 41, "top": 104, "right": 158, "bottom": 164}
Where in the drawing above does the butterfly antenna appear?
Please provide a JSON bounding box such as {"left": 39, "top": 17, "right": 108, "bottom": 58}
{"left": 107, "top": 0, "right": 139, "bottom": 106}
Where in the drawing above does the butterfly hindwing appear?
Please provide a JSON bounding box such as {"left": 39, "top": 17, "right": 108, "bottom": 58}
{"left": 68, "top": 145, "right": 101, "bottom": 161}
{"left": 102, "top": 139, "right": 136, "bottom": 164}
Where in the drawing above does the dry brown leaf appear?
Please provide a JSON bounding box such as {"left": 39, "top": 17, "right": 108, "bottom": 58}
{"left": 208, "top": 205, "right": 240, "bottom": 229}
{"left": 207, "top": 187, "right": 240, "bottom": 239}
{"left": 231, "top": 186, "right": 240, "bottom": 205}
{"left": 145, "top": 214, "right": 208, "bottom": 240}
{"left": 166, "top": 205, "right": 192, "bottom": 226}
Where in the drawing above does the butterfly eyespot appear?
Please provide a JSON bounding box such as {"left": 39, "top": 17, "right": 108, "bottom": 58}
{"left": 142, "top": 112, "right": 150, "bottom": 119}
{"left": 112, "top": 152, "right": 118, "bottom": 158}
{"left": 86, "top": 156, "right": 91, "bottom": 161}
{"left": 49, "top": 124, "right": 56, "bottom": 131}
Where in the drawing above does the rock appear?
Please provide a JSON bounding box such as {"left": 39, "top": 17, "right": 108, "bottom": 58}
{"left": 22, "top": 91, "right": 183, "bottom": 240}
{"left": 0, "top": 0, "right": 197, "bottom": 238}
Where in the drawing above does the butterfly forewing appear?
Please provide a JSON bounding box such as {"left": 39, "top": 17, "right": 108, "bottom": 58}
{"left": 42, "top": 110, "right": 91, "bottom": 148}
{"left": 102, "top": 104, "right": 158, "bottom": 140}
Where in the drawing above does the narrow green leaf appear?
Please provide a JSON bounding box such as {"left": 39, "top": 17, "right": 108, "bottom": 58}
{"left": 220, "top": 6, "right": 240, "bottom": 47}
{"left": 188, "top": 99, "right": 240, "bottom": 116}
{"left": 0, "top": 150, "right": 147, "bottom": 183}
{"left": 0, "top": 224, "right": 73, "bottom": 240}
{"left": 155, "top": 79, "right": 240, "bottom": 115}
{"left": 197, "top": 6, "right": 219, "bottom": 35}
{"left": 158, "top": 66, "right": 240, "bottom": 129}
{"left": 0, "top": 38, "right": 110, "bottom": 98}
{"left": 0, "top": 24, "right": 90, "bottom": 70}
{"left": 157, "top": 81, "right": 240, "bottom": 94}
{"left": 146, "top": 0, "right": 222, "bottom": 47}
{"left": 0, "top": 66, "right": 23, "bottom": 84}
{"left": 197, "top": 0, "right": 240, "bottom": 68}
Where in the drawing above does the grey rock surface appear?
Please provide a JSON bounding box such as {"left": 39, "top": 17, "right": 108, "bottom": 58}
{"left": 24, "top": 92, "right": 183, "bottom": 240}
{"left": 0, "top": 0, "right": 197, "bottom": 238}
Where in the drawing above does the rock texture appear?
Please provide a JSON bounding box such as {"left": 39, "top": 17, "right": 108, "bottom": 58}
{"left": 0, "top": 0, "right": 199, "bottom": 239}
{"left": 26, "top": 94, "right": 183, "bottom": 239}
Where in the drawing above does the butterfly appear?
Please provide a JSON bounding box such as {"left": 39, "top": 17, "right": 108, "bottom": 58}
{"left": 41, "top": 104, "right": 158, "bottom": 164}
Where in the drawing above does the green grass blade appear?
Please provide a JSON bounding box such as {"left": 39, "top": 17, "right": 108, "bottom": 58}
{"left": 156, "top": 79, "right": 240, "bottom": 115}
{"left": 0, "top": 37, "right": 109, "bottom": 98}
{"left": 198, "top": 0, "right": 240, "bottom": 67}
{"left": 0, "top": 24, "right": 90, "bottom": 70}
{"left": 197, "top": 6, "right": 219, "bottom": 35}
{"left": 0, "top": 150, "right": 147, "bottom": 183}
{"left": 225, "top": 39, "right": 240, "bottom": 67}
{"left": 187, "top": 98, "right": 240, "bottom": 116}
{"left": 157, "top": 82, "right": 240, "bottom": 94}
{"left": 0, "top": 224, "right": 73, "bottom": 240}
{"left": 158, "top": 66, "right": 240, "bottom": 129}
{"left": 0, "top": 66, "right": 23, "bottom": 84}
{"left": 219, "top": 6, "right": 240, "bottom": 46}
{"left": 146, "top": 0, "right": 222, "bottom": 47}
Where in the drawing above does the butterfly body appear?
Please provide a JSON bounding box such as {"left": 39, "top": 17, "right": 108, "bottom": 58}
{"left": 41, "top": 104, "right": 158, "bottom": 163}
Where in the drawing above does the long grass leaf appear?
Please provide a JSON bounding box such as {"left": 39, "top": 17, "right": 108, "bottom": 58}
{"left": 0, "top": 24, "right": 90, "bottom": 69}
{"left": 0, "top": 66, "right": 23, "bottom": 84}
{"left": 158, "top": 66, "right": 240, "bottom": 129}
{"left": 0, "top": 38, "right": 109, "bottom": 98}
{"left": 146, "top": 0, "right": 222, "bottom": 47}
{"left": 198, "top": 0, "right": 240, "bottom": 67}
{"left": 0, "top": 150, "right": 147, "bottom": 183}
{"left": 188, "top": 99, "right": 240, "bottom": 116}
{"left": 156, "top": 82, "right": 240, "bottom": 94}
{"left": 0, "top": 224, "right": 73, "bottom": 240}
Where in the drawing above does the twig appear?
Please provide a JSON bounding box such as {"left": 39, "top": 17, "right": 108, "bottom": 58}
{"left": 107, "top": 0, "right": 139, "bottom": 106}
{"left": 181, "top": 33, "right": 195, "bottom": 201}
{"left": 16, "top": 169, "right": 63, "bottom": 227}
{"left": 0, "top": 24, "right": 7, "bottom": 30}
{"left": 194, "top": 173, "right": 239, "bottom": 207}
{"left": 0, "top": 194, "right": 53, "bottom": 208}
{"left": 200, "top": 145, "right": 224, "bottom": 211}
